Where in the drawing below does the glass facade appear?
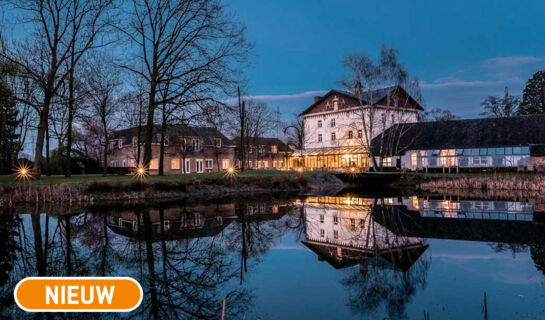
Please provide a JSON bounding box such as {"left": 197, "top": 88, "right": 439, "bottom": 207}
{"left": 414, "top": 146, "right": 531, "bottom": 168}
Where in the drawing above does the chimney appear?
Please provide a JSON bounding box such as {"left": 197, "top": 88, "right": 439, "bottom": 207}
{"left": 314, "top": 96, "right": 321, "bottom": 103}
{"left": 333, "top": 96, "right": 339, "bottom": 111}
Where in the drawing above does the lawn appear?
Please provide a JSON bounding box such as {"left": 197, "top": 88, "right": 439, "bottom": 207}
{"left": 0, "top": 170, "right": 297, "bottom": 186}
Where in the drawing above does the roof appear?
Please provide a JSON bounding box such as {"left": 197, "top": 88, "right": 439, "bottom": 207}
{"left": 234, "top": 137, "right": 292, "bottom": 152}
{"left": 299, "top": 85, "right": 424, "bottom": 116}
{"left": 111, "top": 125, "right": 233, "bottom": 146}
{"left": 372, "top": 114, "right": 545, "bottom": 156}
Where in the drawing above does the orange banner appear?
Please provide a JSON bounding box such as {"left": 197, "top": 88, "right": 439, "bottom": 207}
{"left": 14, "top": 277, "right": 143, "bottom": 312}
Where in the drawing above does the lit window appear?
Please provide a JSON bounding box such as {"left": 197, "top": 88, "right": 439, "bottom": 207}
{"left": 150, "top": 159, "right": 158, "bottom": 170}
{"left": 331, "top": 133, "right": 336, "bottom": 141}
{"left": 331, "top": 119, "right": 335, "bottom": 127}
{"left": 382, "top": 157, "right": 392, "bottom": 167}
{"left": 411, "top": 152, "right": 418, "bottom": 167}
{"left": 222, "top": 159, "right": 230, "bottom": 169}
{"left": 171, "top": 159, "right": 180, "bottom": 170}
{"left": 271, "top": 145, "right": 277, "bottom": 153}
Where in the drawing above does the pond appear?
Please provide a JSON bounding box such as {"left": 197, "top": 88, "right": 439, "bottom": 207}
{"left": 1, "top": 190, "right": 545, "bottom": 319}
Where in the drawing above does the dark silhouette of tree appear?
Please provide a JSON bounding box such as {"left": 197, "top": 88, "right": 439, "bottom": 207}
{"left": 519, "top": 71, "right": 545, "bottom": 115}
{"left": 419, "top": 107, "right": 459, "bottom": 121}
{"left": 480, "top": 87, "right": 520, "bottom": 118}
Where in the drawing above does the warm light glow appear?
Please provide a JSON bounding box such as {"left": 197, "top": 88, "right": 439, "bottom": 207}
{"left": 13, "top": 162, "right": 33, "bottom": 182}
{"left": 350, "top": 167, "right": 355, "bottom": 172}
{"left": 224, "top": 167, "right": 238, "bottom": 180}
{"left": 132, "top": 164, "right": 149, "bottom": 181}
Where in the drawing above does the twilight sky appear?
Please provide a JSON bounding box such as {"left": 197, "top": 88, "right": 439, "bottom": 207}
{"left": 229, "top": 0, "right": 545, "bottom": 119}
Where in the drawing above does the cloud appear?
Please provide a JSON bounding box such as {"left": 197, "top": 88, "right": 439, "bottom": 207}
{"left": 483, "top": 56, "right": 544, "bottom": 67}
{"left": 421, "top": 78, "right": 523, "bottom": 89}
{"left": 223, "top": 90, "right": 327, "bottom": 104}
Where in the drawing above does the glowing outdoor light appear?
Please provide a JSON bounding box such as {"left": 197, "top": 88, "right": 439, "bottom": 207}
{"left": 224, "top": 167, "right": 238, "bottom": 180}
{"left": 350, "top": 167, "right": 355, "bottom": 172}
{"left": 297, "top": 167, "right": 304, "bottom": 173}
{"left": 13, "top": 162, "right": 33, "bottom": 183}
{"left": 132, "top": 164, "right": 149, "bottom": 181}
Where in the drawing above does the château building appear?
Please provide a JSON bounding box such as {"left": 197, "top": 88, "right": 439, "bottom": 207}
{"left": 298, "top": 85, "right": 423, "bottom": 169}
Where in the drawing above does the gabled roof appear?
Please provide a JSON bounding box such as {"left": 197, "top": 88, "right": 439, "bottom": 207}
{"left": 372, "top": 114, "right": 545, "bottom": 156}
{"left": 111, "top": 125, "right": 233, "bottom": 146}
{"left": 299, "top": 85, "right": 424, "bottom": 116}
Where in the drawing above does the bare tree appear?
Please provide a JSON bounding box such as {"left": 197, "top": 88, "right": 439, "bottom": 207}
{"left": 80, "top": 52, "right": 121, "bottom": 175}
{"left": 2, "top": 0, "right": 115, "bottom": 177}
{"left": 419, "top": 107, "right": 459, "bottom": 121}
{"left": 341, "top": 45, "right": 422, "bottom": 171}
{"left": 284, "top": 114, "right": 311, "bottom": 168}
{"left": 480, "top": 87, "right": 520, "bottom": 118}
{"left": 118, "top": 0, "right": 252, "bottom": 171}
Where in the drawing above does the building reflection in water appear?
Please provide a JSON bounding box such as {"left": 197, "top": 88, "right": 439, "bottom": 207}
{"left": 297, "top": 194, "right": 545, "bottom": 318}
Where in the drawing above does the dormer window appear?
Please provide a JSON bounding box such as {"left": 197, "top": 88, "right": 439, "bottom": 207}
{"left": 192, "top": 139, "right": 201, "bottom": 152}
{"left": 213, "top": 138, "right": 222, "bottom": 148}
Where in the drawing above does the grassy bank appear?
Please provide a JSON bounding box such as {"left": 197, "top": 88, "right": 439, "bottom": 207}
{"left": 0, "top": 171, "right": 344, "bottom": 205}
{"left": 0, "top": 170, "right": 294, "bottom": 186}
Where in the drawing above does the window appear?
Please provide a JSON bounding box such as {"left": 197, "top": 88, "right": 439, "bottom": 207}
{"left": 263, "top": 161, "right": 268, "bottom": 168}
{"left": 318, "top": 120, "right": 322, "bottom": 128}
{"left": 357, "top": 129, "right": 363, "bottom": 138}
{"left": 350, "top": 218, "right": 355, "bottom": 227}
{"left": 320, "top": 229, "right": 325, "bottom": 237}
{"left": 171, "top": 159, "right": 180, "bottom": 170}
{"left": 521, "top": 146, "right": 530, "bottom": 155}
{"left": 271, "top": 145, "right": 278, "bottom": 154}
{"left": 222, "top": 159, "right": 230, "bottom": 169}
{"left": 333, "top": 230, "right": 338, "bottom": 239}
{"left": 150, "top": 159, "right": 158, "bottom": 170}
{"left": 192, "top": 139, "right": 201, "bottom": 152}
{"left": 331, "top": 118, "right": 335, "bottom": 127}
{"left": 205, "top": 159, "right": 213, "bottom": 169}
{"left": 195, "top": 160, "right": 203, "bottom": 173}
{"left": 213, "top": 138, "right": 222, "bottom": 148}
{"left": 184, "top": 159, "right": 191, "bottom": 173}
{"left": 331, "top": 133, "right": 336, "bottom": 141}
{"left": 382, "top": 157, "right": 392, "bottom": 167}
{"left": 348, "top": 131, "right": 353, "bottom": 139}
{"left": 122, "top": 160, "right": 126, "bottom": 167}
{"left": 333, "top": 215, "right": 338, "bottom": 225}
{"left": 411, "top": 152, "right": 418, "bottom": 167}
{"left": 318, "top": 134, "right": 322, "bottom": 142}
{"left": 319, "top": 215, "right": 324, "bottom": 223}
{"left": 391, "top": 114, "right": 395, "bottom": 123}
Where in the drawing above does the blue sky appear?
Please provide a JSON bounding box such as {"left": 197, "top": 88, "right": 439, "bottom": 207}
{"left": 229, "top": 0, "right": 545, "bottom": 119}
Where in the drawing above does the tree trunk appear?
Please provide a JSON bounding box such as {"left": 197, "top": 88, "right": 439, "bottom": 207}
{"left": 103, "top": 117, "right": 109, "bottom": 176}
{"left": 65, "top": 65, "right": 75, "bottom": 177}
{"left": 33, "top": 95, "right": 51, "bottom": 178}
{"left": 158, "top": 105, "right": 166, "bottom": 176}
{"left": 143, "top": 83, "right": 156, "bottom": 168}
{"left": 45, "top": 122, "right": 50, "bottom": 176}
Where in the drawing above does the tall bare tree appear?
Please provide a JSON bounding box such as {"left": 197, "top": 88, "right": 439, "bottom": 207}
{"left": 80, "top": 52, "right": 121, "bottom": 175}
{"left": 118, "top": 0, "right": 252, "bottom": 170}
{"left": 2, "top": 0, "right": 115, "bottom": 177}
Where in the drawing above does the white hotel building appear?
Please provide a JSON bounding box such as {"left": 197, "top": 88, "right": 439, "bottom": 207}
{"left": 298, "top": 85, "right": 423, "bottom": 169}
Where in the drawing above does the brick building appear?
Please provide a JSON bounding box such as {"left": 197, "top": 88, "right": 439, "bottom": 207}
{"left": 108, "top": 125, "right": 235, "bottom": 174}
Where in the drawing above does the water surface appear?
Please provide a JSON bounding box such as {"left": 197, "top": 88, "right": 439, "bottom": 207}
{"left": 1, "top": 191, "right": 545, "bottom": 319}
